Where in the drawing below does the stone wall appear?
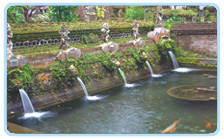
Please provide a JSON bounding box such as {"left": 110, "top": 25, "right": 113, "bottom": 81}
{"left": 7, "top": 51, "right": 170, "bottom": 117}
{"left": 27, "top": 40, "right": 153, "bottom": 68}
{"left": 171, "top": 22, "right": 217, "bottom": 57}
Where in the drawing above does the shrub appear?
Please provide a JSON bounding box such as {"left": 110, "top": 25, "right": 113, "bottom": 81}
{"left": 125, "top": 6, "right": 145, "bottom": 20}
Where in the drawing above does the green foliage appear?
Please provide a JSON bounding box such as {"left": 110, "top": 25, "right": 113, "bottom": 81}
{"left": 7, "top": 6, "right": 26, "bottom": 23}
{"left": 81, "top": 33, "right": 99, "bottom": 44}
{"left": 7, "top": 65, "right": 38, "bottom": 100}
{"left": 48, "top": 6, "right": 79, "bottom": 22}
{"left": 50, "top": 61, "right": 77, "bottom": 90}
{"left": 130, "top": 47, "right": 146, "bottom": 64}
{"left": 10, "top": 20, "right": 154, "bottom": 34}
{"left": 146, "top": 10, "right": 154, "bottom": 21}
{"left": 31, "top": 12, "right": 51, "bottom": 23}
{"left": 163, "top": 9, "right": 197, "bottom": 19}
{"left": 96, "top": 6, "right": 106, "bottom": 19}
{"left": 162, "top": 14, "right": 182, "bottom": 29}
{"left": 125, "top": 6, "right": 145, "bottom": 20}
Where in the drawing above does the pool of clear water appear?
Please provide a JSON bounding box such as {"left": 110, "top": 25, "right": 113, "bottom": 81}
{"left": 9, "top": 70, "right": 217, "bottom": 134}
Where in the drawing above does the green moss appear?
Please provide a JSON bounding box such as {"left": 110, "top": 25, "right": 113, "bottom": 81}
{"left": 10, "top": 20, "right": 154, "bottom": 34}
{"left": 163, "top": 9, "right": 197, "bottom": 19}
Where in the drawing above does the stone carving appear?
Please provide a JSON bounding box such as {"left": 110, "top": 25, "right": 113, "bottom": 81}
{"left": 192, "top": 15, "right": 196, "bottom": 23}
{"left": 56, "top": 48, "right": 81, "bottom": 61}
{"left": 142, "top": 52, "right": 147, "bottom": 59}
{"left": 118, "top": 9, "right": 123, "bottom": 20}
{"left": 199, "top": 6, "right": 206, "bottom": 23}
{"left": 83, "top": 6, "right": 97, "bottom": 21}
{"left": 101, "top": 42, "right": 119, "bottom": 54}
{"left": 129, "top": 38, "right": 145, "bottom": 49}
{"left": 7, "top": 24, "right": 28, "bottom": 69}
{"left": 112, "top": 59, "right": 120, "bottom": 67}
{"left": 7, "top": 23, "right": 14, "bottom": 60}
{"left": 69, "top": 64, "right": 78, "bottom": 75}
{"left": 59, "top": 24, "right": 70, "bottom": 49}
{"left": 133, "top": 22, "right": 140, "bottom": 40}
{"left": 147, "top": 27, "right": 170, "bottom": 44}
{"left": 101, "top": 23, "right": 110, "bottom": 42}
{"left": 155, "top": 6, "right": 163, "bottom": 26}
{"left": 38, "top": 72, "right": 52, "bottom": 85}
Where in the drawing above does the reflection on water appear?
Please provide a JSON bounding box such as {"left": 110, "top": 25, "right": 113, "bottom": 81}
{"left": 9, "top": 70, "right": 217, "bottom": 134}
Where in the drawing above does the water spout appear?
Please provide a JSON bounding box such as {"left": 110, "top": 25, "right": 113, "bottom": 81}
{"left": 77, "top": 77, "right": 89, "bottom": 97}
{"left": 168, "top": 51, "right": 179, "bottom": 69}
{"left": 118, "top": 68, "right": 127, "bottom": 85}
{"left": 77, "top": 77, "right": 102, "bottom": 100}
{"left": 145, "top": 61, "right": 154, "bottom": 75}
{"left": 19, "top": 89, "right": 35, "bottom": 113}
{"left": 168, "top": 51, "right": 197, "bottom": 73}
{"left": 118, "top": 68, "right": 135, "bottom": 87}
{"left": 145, "top": 61, "right": 162, "bottom": 78}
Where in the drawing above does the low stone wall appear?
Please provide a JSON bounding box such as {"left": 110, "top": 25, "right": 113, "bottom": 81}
{"left": 171, "top": 23, "right": 217, "bottom": 57}
{"left": 27, "top": 40, "right": 153, "bottom": 68}
{"left": 7, "top": 61, "right": 171, "bottom": 117}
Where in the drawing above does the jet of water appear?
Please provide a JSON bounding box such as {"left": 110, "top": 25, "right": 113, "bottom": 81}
{"left": 19, "top": 89, "right": 35, "bottom": 113}
{"left": 117, "top": 68, "right": 136, "bottom": 87}
{"left": 145, "top": 61, "right": 163, "bottom": 78}
{"left": 77, "top": 77, "right": 103, "bottom": 100}
{"left": 118, "top": 68, "right": 127, "bottom": 85}
{"left": 145, "top": 61, "right": 154, "bottom": 75}
{"left": 168, "top": 51, "right": 179, "bottom": 69}
{"left": 77, "top": 77, "right": 89, "bottom": 97}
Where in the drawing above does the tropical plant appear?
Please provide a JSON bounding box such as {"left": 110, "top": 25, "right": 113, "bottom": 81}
{"left": 96, "top": 6, "right": 106, "bottom": 20}
{"left": 162, "top": 13, "right": 182, "bottom": 30}
{"left": 125, "top": 6, "right": 145, "bottom": 20}
{"left": 7, "top": 6, "right": 26, "bottom": 23}
{"left": 22, "top": 6, "right": 37, "bottom": 22}
{"left": 7, "top": 6, "right": 37, "bottom": 23}
{"left": 48, "top": 6, "right": 79, "bottom": 22}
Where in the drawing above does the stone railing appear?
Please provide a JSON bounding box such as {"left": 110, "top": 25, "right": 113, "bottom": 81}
{"left": 12, "top": 32, "right": 148, "bottom": 49}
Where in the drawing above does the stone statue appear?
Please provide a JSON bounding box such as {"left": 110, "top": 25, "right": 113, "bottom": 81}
{"left": 59, "top": 24, "right": 70, "bottom": 49}
{"left": 83, "top": 6, "right": 97, "bottom": 21}
{"left": 133, "top": 22, "right": 140, "bottom": 40}
{"left": 7, "top": 23, "right": 14, "bottom": 60}
{"left": 118, "top": 9, "right": 123, "bottom": 20}
{"left": 155, "top": 6, "right": 163, "bottom": 26}
{"left": 192, "top": 15, "right": 196, "bottom": 23}
{"left": 101, "top": 23, "right": 110, "bottom": 42}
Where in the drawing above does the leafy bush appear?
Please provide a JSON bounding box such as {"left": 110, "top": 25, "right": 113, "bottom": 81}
{"left": 162, "top": 13, "right": 182, "bottom": 29}
{"left": 48, "top": 6, "right": 79, "bottom": 22}
{"left": 81, "top": 33, "right": 99, "bottom": 44}
{"left": 125, "top": 6, "right": 145, "bottom": 20}
{"left": 7, "top": 6, "right": 26, "bottom": 23}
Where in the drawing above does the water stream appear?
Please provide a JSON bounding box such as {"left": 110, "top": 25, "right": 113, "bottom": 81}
{"left": 117, "top": 68, "right": 135, "bottom": 87}
{"left": 19, "top": 89, "right": 35, "bottom": 113}
{"left": 77, "top": 77, "right": 102, "bottom": 100}
{"left": 18, "top": 89, "right": 54, "bottom": 120}
{"left": 168, "top": 51, "right": 196, "bottom": 73}
{"left": 145, "top": 61, "right": 162, "bottom": 78}
{"left": 11, "top": 70, "right": 217, "bottom": 134}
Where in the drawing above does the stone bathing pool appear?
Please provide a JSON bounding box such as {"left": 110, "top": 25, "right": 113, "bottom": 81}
{"left": 8, "top": 70, "right": 217, "bottom": 134}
